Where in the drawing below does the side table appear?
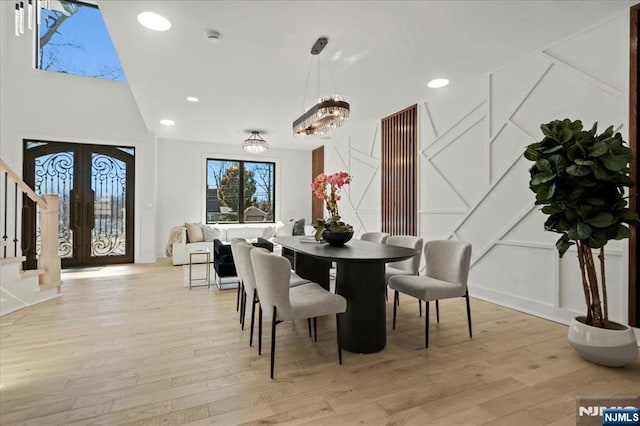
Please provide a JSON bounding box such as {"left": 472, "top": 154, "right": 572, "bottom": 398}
{"left": 188, "top": 250, "right": 212, "bottom": 289}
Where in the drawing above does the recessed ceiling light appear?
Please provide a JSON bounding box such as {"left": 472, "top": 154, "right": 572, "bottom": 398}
{"left": 427, "top": 78, "right": 449, "bottom": 88}
{"left": 160, "top": 119, "right": 175, "bottom": 126}
{"left": 186, "top": 96, "right": 199, "bottom": 102}
{"left": 137, "top": 12, "right": 171, "bottom": 31}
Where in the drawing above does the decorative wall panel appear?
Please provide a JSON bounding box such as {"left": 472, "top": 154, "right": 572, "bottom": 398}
{"left": 419, "top": 16, "right": 627, "bottom": 324}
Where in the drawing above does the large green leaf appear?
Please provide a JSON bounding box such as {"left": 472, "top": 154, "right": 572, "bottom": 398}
{"left": 540, "top": 123, "right": 553, "bottom": 137}
{"left": 560, "top": 127, "right": 574, "bottom": 143}
{"left": 574, "top": 159, "right": 594, "bottom": 166}
{"left": 589, "top": 141, "right": 609, "bottom": 157}
{"left": 601, "top": 154, "right": 629, "bottom": 171}
{"left": 524, "top": 146, "right": 539, "bottom": 161}
{"left": 541, "top": 205, "right": 562, "bottom": 215}
{"left": 536, "top": 158, "right": 551, "bottom": 171}
{"left": 614, "top": 225, "right": 631, "bottom": 239}
{"left": 555, "top": 235, "right": 573, "bottom": 258}
{"left": 542, "top": 145, "right": 563, "bottom": 154}
{"left": 586, "top": 212, "right": 615, "bottom": 228}
{"left": 589, "top": 230, "right": 608, "bottom": 249}
{"left": 600, "top": 125, "right": 614, "bottom": 139}
{"left": 566, "top": 164, "right": 590, "bottom": 177}
{"left": 531, "top": 173, "right": 556, "bottom": 185}
{"left": 621, "top": 210, "right": 640, "bottom": 222}
{"left": 576, "top": 223, "right": 592, "bottom": 240}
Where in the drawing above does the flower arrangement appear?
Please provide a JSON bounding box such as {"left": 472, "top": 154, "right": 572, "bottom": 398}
{"left": 311, "top": 171, "right": 353, "bottom": 241}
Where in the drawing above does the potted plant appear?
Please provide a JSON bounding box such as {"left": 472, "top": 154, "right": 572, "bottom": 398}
{"left": 311, "top": 171, "right": 354, "bottom": 246}
{"left": 524, "top": 119, "right": 639, "bottom": 367}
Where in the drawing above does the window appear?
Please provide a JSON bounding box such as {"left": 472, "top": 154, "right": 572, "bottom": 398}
{"left": 206, "top": 159, "right": 275, "bottom": 224}
{"left": 37, "top": 0, "right": 125, "bottom": 81}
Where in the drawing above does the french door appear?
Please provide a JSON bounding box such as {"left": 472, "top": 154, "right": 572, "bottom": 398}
{"left": 22, "top": 141, "right": 135, "bottom": 268}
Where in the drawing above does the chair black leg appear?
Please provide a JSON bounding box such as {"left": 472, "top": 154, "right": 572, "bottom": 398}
{"left": 436, "top": 300, "right": 440, "bottom": 323}
{"left": 307, "top": 318, "right": 312, "bottom": 338}
{"left": 240, "top": 290, "right": 246, "bottom": 330}
{"left": 236, "top": 281, "right": 242, "bottom": 312}
{"left": 258, "top": 305, "right": 263, "bottom": 355}
{"left": 465, "top": 293, "right": 473, "bottom": 338}
{"left": 336, "top": 314, "right": 343, "bottom": 365}
{"left": 313, "top": 317, "right": 318, "bottom": 342}
{"left": 418, "top": 300, "right": 422, "bottom": 317}
{"left": 392, "top": 290, "right": 398, "bottom": 330}
{"left": 270, "top": 307, "right": 277, "bottom": 379}
{"left": 425, "top": 300, "right": 430, "bottom": 349}
{"left": 249, "top": 290, "right": 257, "bottom": 347}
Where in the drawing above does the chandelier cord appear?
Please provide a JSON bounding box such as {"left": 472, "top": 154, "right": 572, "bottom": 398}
{"left": 300, "top": 56, "right": 314, "bottom": 112}
{"left": 324, "top": 53, "right": 337, "bottom": 95}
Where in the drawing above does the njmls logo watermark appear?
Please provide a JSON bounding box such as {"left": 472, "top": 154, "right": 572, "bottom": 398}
{"left": 576, "top": 396, "right": 640, "bottom": 426}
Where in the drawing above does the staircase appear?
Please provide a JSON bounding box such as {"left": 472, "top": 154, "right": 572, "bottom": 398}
{"left": 1, "top": 158, "right": 62, "bottom": 316}
{"left": 0, "top": 252, "right": 59, "bottom": 316}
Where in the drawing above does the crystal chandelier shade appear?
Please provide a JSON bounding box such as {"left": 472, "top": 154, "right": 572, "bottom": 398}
{"left": 242, "top": 131, "right": 268, "bottom": 154}
{"left": 293, "top": 96, "right": 350, "bottom": 136}
{"left": 293, "top": 36, "right": 350, "bottom": 137}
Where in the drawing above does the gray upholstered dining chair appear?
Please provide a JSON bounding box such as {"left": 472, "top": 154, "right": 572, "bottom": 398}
{"left": 360, "top": 231, "right": 390, "bottom": 244}
{"left": 388, "top": 239, "right": 472, "bottom": 348}
{"left": 384, "top": 235, "right": 423, "bottom": 302}
{"left": 231, "top": 240, "right": 311, "bottom": 347}
{"left": 250, "top": 248, "right": 347, "bottom": 379}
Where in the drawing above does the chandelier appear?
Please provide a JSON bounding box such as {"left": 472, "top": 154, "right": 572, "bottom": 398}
{"left": 293, "top": 37, "right": 350, "bottom": 137}
{"left": 242, "top": 131, "right": 268, "bottom": 154}
{"left": 13, "top": 0, "right": 38, "bottom": 36}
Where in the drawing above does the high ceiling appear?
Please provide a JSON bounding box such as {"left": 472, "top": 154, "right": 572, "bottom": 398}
{"left": 98, "top": 0, "right": 635, "bottom": 150}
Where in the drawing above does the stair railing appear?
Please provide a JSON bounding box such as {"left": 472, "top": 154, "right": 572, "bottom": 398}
{"left": 0, "top": 157, "right": 61, "bottom": 290}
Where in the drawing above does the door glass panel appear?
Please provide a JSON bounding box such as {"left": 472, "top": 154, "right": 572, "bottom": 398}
{"left": 33, "top": 151, "right": 74, "bottom": 258}
{"left": 91, "top": 153, "right": 127, "bottom": 257}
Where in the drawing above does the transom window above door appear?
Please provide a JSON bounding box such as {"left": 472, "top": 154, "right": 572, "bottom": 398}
{"left": 36, "top": 0, "right": 125, "bottom": 81}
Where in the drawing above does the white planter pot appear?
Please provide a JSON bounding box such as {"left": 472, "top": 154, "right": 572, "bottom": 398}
{"left": 568, "top": 316, "right": 638, "bottom": 367}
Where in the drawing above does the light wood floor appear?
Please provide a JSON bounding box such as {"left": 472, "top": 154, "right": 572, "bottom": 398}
{"left": 1, "top": 260, "right": 638, "bottom": 425}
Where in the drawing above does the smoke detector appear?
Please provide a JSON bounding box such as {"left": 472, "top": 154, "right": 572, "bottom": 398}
{"left": 205, "top": 29, "right": 222, "bottom": 42}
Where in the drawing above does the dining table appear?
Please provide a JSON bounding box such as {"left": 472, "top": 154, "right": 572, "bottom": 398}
{"left": 273, "top": 236, "right": 419, "bottom": 354}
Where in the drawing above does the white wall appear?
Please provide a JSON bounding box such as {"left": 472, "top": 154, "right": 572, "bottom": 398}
{"left": 0, "top": 1, "right": 158, "bottom": 263}
{"left": 155, "top": 138, "right": 311, "bottom": 258}
{"left": 327, "top": 12, "right": 632, "bottom": 326}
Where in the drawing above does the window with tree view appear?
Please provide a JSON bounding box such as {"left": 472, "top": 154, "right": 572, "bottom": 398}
{"left": 37, "top": 0, "right": 125, "bottom": 81}
{"left": 206, "top": 159, "right": 275, "bottom": 224}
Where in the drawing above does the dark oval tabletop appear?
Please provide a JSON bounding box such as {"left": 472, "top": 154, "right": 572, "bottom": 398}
{"left": 273, "top": 236, "right": 419, "bottom": 263}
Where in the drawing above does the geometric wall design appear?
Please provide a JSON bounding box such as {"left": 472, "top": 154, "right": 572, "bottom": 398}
{"left": 326, "top": 14, "right": 629, "bottom": 326}
{"left": 419, "top": 16, "right": 627, "bottom": 324}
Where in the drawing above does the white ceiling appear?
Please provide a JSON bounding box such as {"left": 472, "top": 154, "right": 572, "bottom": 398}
{"left": 98, "top": 0, "right": 635, "bottom": 151}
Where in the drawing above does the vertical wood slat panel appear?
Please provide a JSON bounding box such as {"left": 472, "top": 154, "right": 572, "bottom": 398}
{"left": 629, "top": 4, "right": 639, "bottom": 326}
{"left": 311, "top": 146, "right": 325, "bottom": 222}
{"left": 381, "top": 105, "right": 417, "bottom": 236}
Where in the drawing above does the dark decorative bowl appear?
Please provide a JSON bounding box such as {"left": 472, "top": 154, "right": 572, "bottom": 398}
{"left": 323, "top": 230, "right": 354, "bottom": 247}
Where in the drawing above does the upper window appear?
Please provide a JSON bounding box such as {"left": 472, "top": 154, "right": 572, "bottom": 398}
{"left": 37, "top": 0, "right": 125, "bottom": 81}
{"left": 206, "top": 159, "right": 275, "bottom": 224}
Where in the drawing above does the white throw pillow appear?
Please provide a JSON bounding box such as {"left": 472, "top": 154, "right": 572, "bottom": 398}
{"left": 275, "top": 221, "right": 295, "bottom": 237}
{"left": 202, "top": 225, "right": 220, "bottom": 242}
{"left": 185, "top": 222, "right": 204, "bottom": 243}
{"left": 262, "top": 225, "right": 276, "bottom": 239}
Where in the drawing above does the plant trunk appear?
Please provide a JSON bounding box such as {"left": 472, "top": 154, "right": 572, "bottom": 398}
{"left": 598, "top": 247, "right": 608, "bottom": 328}
{"left": 576, "top": 243, "right": 593, "bottom": 325}
{"left": 577, "top": 241, "right": 605, "bottom": 328}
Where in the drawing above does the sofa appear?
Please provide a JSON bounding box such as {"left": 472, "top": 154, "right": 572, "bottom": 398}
{"left": 168, "top": 220, "right": 311, "bottom": 266}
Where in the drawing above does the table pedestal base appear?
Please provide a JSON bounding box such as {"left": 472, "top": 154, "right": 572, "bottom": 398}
{"left": 335, "top": 261, "right": 386, "bottom": 353}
